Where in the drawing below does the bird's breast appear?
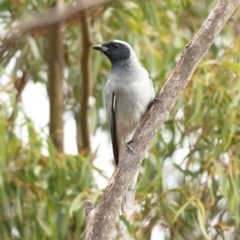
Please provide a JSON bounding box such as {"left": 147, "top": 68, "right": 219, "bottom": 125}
{"left": 113, "top": 79, "right": 152, "bottom": 142}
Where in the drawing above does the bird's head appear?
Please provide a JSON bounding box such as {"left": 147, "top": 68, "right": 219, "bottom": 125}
{"left": 92, "top": 40, "right": 136, "bottom": 65}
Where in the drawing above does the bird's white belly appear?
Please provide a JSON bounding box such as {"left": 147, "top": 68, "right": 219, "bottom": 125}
{"left": 115, "top": 91, "right": 149, "bottom": 158}
{"left": 116, "top": 108, "right": 142, "bottom": 140}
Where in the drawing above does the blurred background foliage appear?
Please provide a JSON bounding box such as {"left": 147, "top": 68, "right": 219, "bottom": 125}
{"left": 0, "top": 0, "right": 240, "bottom": 239}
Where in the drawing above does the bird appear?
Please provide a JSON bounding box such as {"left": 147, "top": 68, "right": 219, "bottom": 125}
{"left": 92, "top": 40, "right": 155, "bottom": 216}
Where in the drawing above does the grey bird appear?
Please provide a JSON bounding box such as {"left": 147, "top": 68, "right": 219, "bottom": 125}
{"left": 92, "top": 40, "right": 154, "bottom": 216}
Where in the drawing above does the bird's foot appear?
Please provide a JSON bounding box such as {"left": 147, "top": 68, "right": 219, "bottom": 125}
{"left": 124, "top": 136, "right": 135, "bottom": 153}
{"left": 148, "top": 96, "right": 159, "bottom": 110}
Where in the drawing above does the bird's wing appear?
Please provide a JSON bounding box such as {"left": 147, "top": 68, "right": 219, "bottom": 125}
{"left": 105, "top": 86, "right": 119, "bottom": 165}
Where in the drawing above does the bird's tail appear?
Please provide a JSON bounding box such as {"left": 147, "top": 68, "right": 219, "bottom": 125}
{"left": 121, "top": 171, "right": 139, "bottom": 216}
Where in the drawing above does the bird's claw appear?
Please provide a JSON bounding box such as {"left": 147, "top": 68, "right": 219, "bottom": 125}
{"left": 124, "top": 137, "right": 135, "bottom": 153}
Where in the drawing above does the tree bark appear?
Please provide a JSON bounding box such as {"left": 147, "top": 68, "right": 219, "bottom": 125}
{"left": 77, "top": 9, "right": 92, "bottom": 152}
{"left": 84, "top": 0, "right": 240, "bottom": 239}
{"left": 48, "top": 1, "right": 65, "bottom": 153}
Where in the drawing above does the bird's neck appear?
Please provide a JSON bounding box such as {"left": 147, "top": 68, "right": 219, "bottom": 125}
{"left": 111, "top": 56, "right": 140, "bottom": 71}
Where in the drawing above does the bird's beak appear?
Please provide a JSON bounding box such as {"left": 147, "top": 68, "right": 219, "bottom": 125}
{"left": 92, "top": 44, "right": 109, "bottom": 52}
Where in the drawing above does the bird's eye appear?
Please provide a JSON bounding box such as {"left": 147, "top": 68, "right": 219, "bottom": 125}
{"left": 114, "top": 44, "right": 119, "bottom": 48}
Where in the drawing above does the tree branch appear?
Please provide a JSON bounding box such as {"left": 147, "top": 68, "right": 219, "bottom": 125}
{"left": 85, "top": 0, "right": 240, "bottom": 239}
{"left": 0, "top": 0, "right": 110, "bottom": 60}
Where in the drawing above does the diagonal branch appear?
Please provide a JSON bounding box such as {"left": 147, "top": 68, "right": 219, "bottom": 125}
{"left": 84, "top": 0, "right": 240, "bottom": 239}
{"left": 0, "top": 0, "right": 110, "bottom": 60}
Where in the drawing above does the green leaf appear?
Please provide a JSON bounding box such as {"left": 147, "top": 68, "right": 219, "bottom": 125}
{"left": 196, "top": 205, "right": 211, "bottom": 240}
{"left": 172, "top": 199, "right": 192, "bottom": 223}
{"left": 158, "top": 199, "right": 175, "bottom": 215}
{"left": 69, "top": 193, "right": 84, "bottom": 217}
{"left": 37, "top": 216, "right": 52, "bottom": 237}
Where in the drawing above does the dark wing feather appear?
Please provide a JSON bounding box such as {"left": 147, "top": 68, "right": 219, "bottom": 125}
{"left": 110, "top": 92, "right": 119, "bottom": 165}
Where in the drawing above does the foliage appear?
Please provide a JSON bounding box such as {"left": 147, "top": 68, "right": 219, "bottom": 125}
{"left": 0, "top": 102, "right": 96, "bottom": 239}
{"left": 0, "top": 0, "right": 240, "bottom": 239}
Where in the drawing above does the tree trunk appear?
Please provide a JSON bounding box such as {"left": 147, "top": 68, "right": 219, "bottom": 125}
{"left": 77, "top": 9, "right": 92, "bottom": 152}
{"left": 84, "top": 0, "right": 240, "bottom": 239}
{"left": 48, "top": 2, "right": 64, "bottom": 152}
